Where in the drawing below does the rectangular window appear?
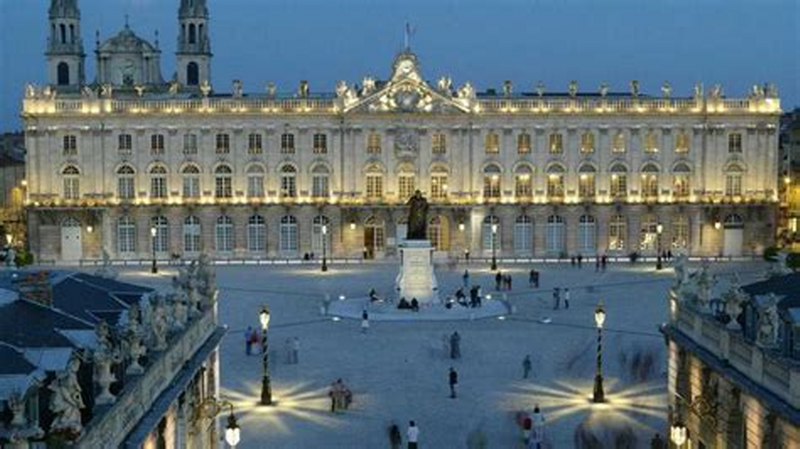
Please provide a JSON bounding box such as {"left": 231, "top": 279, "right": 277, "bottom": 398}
{"left": 63, "top": 135, "right": 77, "bottom": 156}
{"left": 581, "top": 133, "right": 595, "bottom": 154}
{"left": 183, "top": 133, "right": 198, "bottom": 155}
{"left": 281, "top": 133, "right": 295, "bottom": 154}
{"left": 579, "top": 174, "right": 596, "bottom": 199}
{"left": 430, "top": 175, "right": 448, "bottom": 199}
{"left": 367, "top": 133, "right": 382, "bottom": 154}
{"left": 642, "top": 174, "right": 659, "bottom": 199}
{"left": 547, "top": 175, "right": 565, "bottom": 198}
{"left": 483, "top": 176, "right": 500, "bottom": 198}
{"left": 644, "top": 132, "right": 659, "bottom": 153}
{"left": 150, "top": 134, "right": 165, "bottom": 156}
{"left": 612, "top": 133, "right": 626, "bottom": 153}
{"left": 676, "top": 132, "right": 690, "bottom": 153}
{"left": 610, "top": 175, "right": 627, "bottom": 199}
{"left": 118, "top": 224, "right": 136, "bottom": 254}
{"left": 515, "top": 174, "right": 533, "bottom": 198}
{"left": 280, "top": 176, "right": 296, "bottom": 198}
{"left": 549, "top": 133, "right": 563, "bottom": 154}
{"left": 313, "top": 133, "right": 327, "bottom": 154}
{"left": 517, "top": 133, "right": 531, "bottom": 154}
{"left": 485, "top": 132, "right": 500, "bottom": 154}
{"left": 151, "top": 177, "right": 167, "bottom": 198}
{"left": 118, "top": 178, "right": 135, "bottom": 200}
{"left": 432, "top": 133, "right": 447, "bottom": 154}
{"left": 248, "top": 133, "right": 263, "bottom": 155}
{"left": 64, "top": 178, "right": 79, "bottom": 200}
{"left": 398, "top": 175, "right": 415, "bottom": 200}
{"left": 366, "top": 175, "right": 383, "bottom": 199}
{"left": 247, "top": 175, "right": 264, "bottom": 198}
{"left": 674, "top": 175, "right": 690, "bottom": 198}
{"left": 183, "top": 177, "right": 200, "bottom": 198}
{"left": 216, "top": 133, "right": 230, "bottom": 154}
{"left": 728, "top": 133, "right": 742, "bottom": 153}
{"left": 726, "top": 174, "right": 742, "bottom": 196}
{"left": 216, "top": 177, "right": 233, "bottom": 198}
{"left": 312, "top": 175, "right": 329, "bottom": 198}
{"left": 118, "top": 133, "right": 132, "bottom": 155}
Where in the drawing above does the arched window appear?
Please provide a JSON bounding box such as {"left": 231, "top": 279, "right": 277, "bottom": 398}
{"left": 515, "top": 165, "right": 533, "bottom": 199}
{"left": 609, "top": 214, "right": 627, "bottom": 251}
{"left": 69, "top": 24, "right": 75, "bottom": 43}
{"left": 430, "top": 166, "right": 448, "bottom": 200}
{"left": 639, "top": 214, "right": 659, "bottom": 252}
{"left": 186, "top": 62, "right": 199, "bottom": 86}
{"left": 672, "top": 215, "right": 689, "bottom": 249}
{"left": 311, "top": 215, "right": 331, "bottom": 255}
{"left": 151, "top": 216, "right": 169, "bottom": 254}
{"left": 311, "top": 165, "right": 330, "bottom": 198}
{"left": 546, "top": 164, "right": 565, "bottom": 199}
{"left": 578, "top": 164, "right": 596, "bottom": 199}
{"left": 546, "top": 215, "right": 565, "bottom": 254}
{"left": 724, "top": 214, "right": 744, "bottom": 229}
{"left": 280, "top": 215, "right": 298, "bottom": 253}
{"left": 117, "top": 165, "right": 135, "bottom": 200}
{"left": 188, "top": 23, "right": 196, "bottom": 44}
{"left": 183, "top": 216, "right": 201, "bottom": 254}
{"left": 578, "top": 215, "right": 596, "bottom": 254}
{"left": 483, "top": 164, "right": 502, "bottom": 199}
{"left": 610, "top": 163, "right": 628, "bottom": 199}
{"left": 62, "top": 165, "right": 80, "bottom": 199}
{"left": 427, "top": 216, "right": 449, "bottom": 252}
{"left": 117, "top": 216, "right": 136, "bottom": 254}
{"left": 514, "top": 215, "right": 533, "bottom": 254}
{"left": 215, "top": 215, "right": 234, "bottom": 253}
{"left": 673, "top": 163, "right": 691, "bottom": 199}
{"left": 641, "top": 163, "right": 660, "bottom": 200}
{"left": 150, "top": 165, "right": 168, "bottom": 199}
{"left": 182, "top": 164, "right": 201, "bottom": 198}
{"left": 215, "top": 165, "right": 233, "bottom": 198}
{"left": 725, "top": 164, "right": 744, "bottom": 196}
{"left": 280, "top": 165, "right": 297, "bottom": 198}
{"left": 246, "top": 165, "right": 265, "bottom": 198}
{"left": 398, "top": 164, "right": 416, "bottom": 201}
{"left": 365, "top": 164, "right": 383, "bottom": 199}
{"left": 247, "top": 215, "right": 267, "bottom": 252}
{"left": 482, "top": 215, "right": 500, "bottom": 254}
{"left": 57, "top": 62, "right": 70, "bottom": 86}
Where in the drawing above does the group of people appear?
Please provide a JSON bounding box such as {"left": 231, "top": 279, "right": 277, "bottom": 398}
{"left": 328, "top": 378, "right": 353, "bottom": 413}
{"left": 284, "top": 337, "right": 301, "bottom": 364}
{"left": 397, "top": 297, "right": 420, "bottom": 312}
{"left": 447, "top": 285, "right": 483, "bottom": 309}
{"left": 388, "top": 421, "right": 420, "bottom": 449}
{"left": 518, "top": 404, "right": 547, "bottom": 448}
{"left": 244, "top": 326, "right": 263, "bottom": 355}
{"left": 552, "top": 287, "right": 571, "bottom": 310}
{"left": 569, "top": 254, "right": 585, "bottom": 268}
{"left": 595, "top": 255, "right": 609, "bottom": 272}
{"left": 494, "top": 271, "right": 513, "bottom": 291}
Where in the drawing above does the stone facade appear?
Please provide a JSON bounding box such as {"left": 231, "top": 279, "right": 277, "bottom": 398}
{"left": 23, "top": 1, "right": 782, "bottom": 263}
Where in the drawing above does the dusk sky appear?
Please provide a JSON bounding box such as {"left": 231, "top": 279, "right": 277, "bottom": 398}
{"left": 0, "top": 0, "right": 797, "bottom": 129}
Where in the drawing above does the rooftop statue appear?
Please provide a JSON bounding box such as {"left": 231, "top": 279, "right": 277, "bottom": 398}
{"left": 406, "top": 190, "right": 429, "bottom": 240}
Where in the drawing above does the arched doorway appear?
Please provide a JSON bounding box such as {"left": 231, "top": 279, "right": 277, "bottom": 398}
{"left": 723, "top": 214, "right": 744, "bottom": 257}
{"left": 364, "top": 216, "right": 385, "bottom": 259}
{"left": 61, "top": 217, "right": 82, "bottom": 261}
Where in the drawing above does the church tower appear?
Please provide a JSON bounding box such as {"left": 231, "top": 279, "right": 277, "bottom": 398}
{"left": 176, "top": 0, "right": 212, "bottom": 88}
{"left": 46, "top": 0, "right": 86, "bottom": 89}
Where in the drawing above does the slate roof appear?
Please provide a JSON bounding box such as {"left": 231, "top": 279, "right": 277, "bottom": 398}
{"left": 0, "top": 299, "right": 90, "bottom": 348}
{"left": 741, "top": 273, "right": 800, "bottom": 310}
{"left": 0, "top": 344, "right": 36, "bottom": 375}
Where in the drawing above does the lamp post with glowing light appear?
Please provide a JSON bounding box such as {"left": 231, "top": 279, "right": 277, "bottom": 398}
{"left": 490, "top": 223, "right": 498, "bottom": 271}
{"left": 593, "top": 301, "right": 607, "bottom": 403}
{"left": 149, "top": 226, "right": 158, "bottom": 274}
{"left": 670, "top": 422, "right": 687, "bottom": 448}
{"left": 259, "top": 306, "right": 272, "bottom": 405}
{"left": 656, "top": 223, "right": 664, "bottom": 270}
{"left": 321, "top": 224, "right": 328, "bottom": 272}
{"left": 224, "top": 405, "right": 241, "bottom": 448}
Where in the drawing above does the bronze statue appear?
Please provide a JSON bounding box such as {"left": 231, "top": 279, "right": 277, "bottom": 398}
{"left": 406, "top": 190, "right": 429, "bottom": 240}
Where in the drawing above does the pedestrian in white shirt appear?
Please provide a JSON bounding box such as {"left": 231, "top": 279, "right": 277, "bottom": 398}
{"left": 406, "top": 420, "right": 419, "bottom": 449}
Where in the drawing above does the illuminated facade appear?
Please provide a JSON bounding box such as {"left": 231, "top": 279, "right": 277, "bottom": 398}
{"left": 23, "top": 0, "right": 782, "bottom": 263}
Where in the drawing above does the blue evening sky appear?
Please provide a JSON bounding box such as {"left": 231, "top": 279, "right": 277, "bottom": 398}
{"left": 0, "top": 0, "right": 797, "bottom": 130}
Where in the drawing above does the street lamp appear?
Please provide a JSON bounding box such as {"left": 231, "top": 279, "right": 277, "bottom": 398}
{"left": 490, "top": 223, "right": 498, "bottom": 271}
{"left": 5, "top": 234, "right": 12, "bottom": 247}
{"left": 224, "top": 408, "right": 241, "bottom": 448}
{"left": 150, "top": 226, "right": 158, "bottom": 274}
{"left": 259, "top": 306, "right": 272, "bottom": 406}
{"left": 714, "top": 221, "right": 722, "bottom": 231}
{"left": 593, "top": 301, "right": 607, "bottom": 403}
{"left": 656, "top": 223, "right": 664, "bottom": 270}
{"left": 321, "top": 224, "right": 328, "bottom": 272}
{"left": 670, "top": 422, "right": 687, "bottom": 447}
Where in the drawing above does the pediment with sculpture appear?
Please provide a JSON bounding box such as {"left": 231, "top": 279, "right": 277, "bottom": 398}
{"left": 337, "top": 51, "right": 475, "bottom": 115}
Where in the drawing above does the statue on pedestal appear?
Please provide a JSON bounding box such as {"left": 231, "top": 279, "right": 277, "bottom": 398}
{"left": 150, "top": 295, "right": 169, "bottom": 351}
{"left": 406, "top": 190, "right": 429, "bottom": 240}
{"left": 723, "top": 282, "right": 748, "bottom": 330}
{"left": 93, "top": 321, "right": 119, "bottom": 405}
{"left": 757, "top": 296, "right": 780, "bottom": 348}
{"left": 124, "top": 303, "right": 147, "bottom": 375}
{"left": 48, "top": 355, "right": 84, "bottom": 436}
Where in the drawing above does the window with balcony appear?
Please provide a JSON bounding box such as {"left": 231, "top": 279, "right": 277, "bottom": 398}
{"left": 311, "top": 165, "right": 330, "bottom": 198}
{"left": 430, "top": 169, "right": 448, "bottom": 200}
{"left": 182, "top": 164, "right": 201, "bottom": 198}
{"left": 546, "top": 165, "right": 565, "bottom": 199}
{"left": 149, "top": 165, "right": 168, "bottom": 199}
{"left": 117, "top": 165, "right": 136, "bottom": 200}
{"left": 398, "top": 173, "right": 416, "bottom": 201}
{"left": 578, "top": 164, "right": 596, "bottom": 199}
{"left": 514, "top": 165, "right": 533, "bottom": 199}
{"left": 609, "top": 163, "right": 628, "bottom": 199}
{"left": 673, "top": 163, "right": 691, "bottom": 199}
{"left": 641, "top": 163, "right": 660, "bottom": 200}
{"left": 279, "top": 165, "right": 297, "bottom": 198}
{"left": 246, "top": 165, "right": 265, "bottom": 198}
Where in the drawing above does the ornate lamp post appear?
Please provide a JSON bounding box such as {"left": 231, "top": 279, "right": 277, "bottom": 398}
{"left": 670, "top": 422, "right": 687, "bottom": 448}
{"left": 192, "top": 398, "right": 241, "bottom": 448}
{"left": 490, "top": 223, "right": 498, "bottom": 271}
{"left": 150, "top": 226, "right": 158, "bottom": 274}
{"left": 224, "top": 408, "right": 241, "bottom": 448}
{"left": 593, "top": 301, "right": 607, "bottom": 403}
{"left": 321, "top": 224, "right": 328, "bottom": 272}
{"left": 656, "top": 223, "right": 664, "bottom": 270}
{"left": 259, "top": 306, "right": 272, "bottom": 406}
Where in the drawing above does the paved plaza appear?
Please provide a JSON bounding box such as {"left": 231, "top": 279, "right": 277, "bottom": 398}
{"left": 115, "top": 259, "right": 767, "bottom": 448}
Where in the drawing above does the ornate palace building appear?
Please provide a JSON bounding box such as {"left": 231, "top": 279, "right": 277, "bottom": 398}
{"left": 23, "top": 0, "right": 782, "bottom": 263}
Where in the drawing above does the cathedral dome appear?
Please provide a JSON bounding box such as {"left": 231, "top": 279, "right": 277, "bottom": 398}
{"left": 98, "top": 25, "right": 157, "bottom": 54}
{"left": 95, "top": 22, "right": 164, "bottom": 88}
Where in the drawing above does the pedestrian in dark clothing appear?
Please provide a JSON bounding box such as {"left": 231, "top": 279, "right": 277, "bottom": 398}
{"left": 533, "top": 270, "right": 539, "bottom": 288}
{"left": 570, "top": 256, "right": 576, "bottom": 267}
{"left": 553, "top": 288, "right": 560, "bottom": 310}
{"left": 667, "top": 250, "right": 673, "bottom": 261}
{"left": 450, "top": 331, "right": 461, "bottom": 359}
{"left": 389, "top": 423, "right": 402, "bottom": 449}
{"left": 245, "top": 326, "right": 253, "bottom": 355}
{"left": 522, "top": 355, "right": 532, "bottom": 379}
{"left": 601, "top": 255, "right": 608, "bottom": 271}
{"left": 495, "top": 271, "right": 502, "bottom": 290}
{"left": 411, "top": 298, "right": 419, "bottom": 312}
{"left": 577, "top": 254, "right": 583, "bottom": 268}
{"left": 463, "top": 269, "right": 470, "bottom": 289}
{"left": 564, "top": 288, "right": 570, "bottom": 309}
{"left": 650, "top": 433, "right": 666, "bottom": 449}
{"left": 507, "top": 275, "right": 513, "bottom": 290}
{"left": 449, "top": 367, "right": 458, "bottom": 398}
{"left": 529, "top": 269, "right": 536, "bottom": 287}
{"left": 595, "top": 257, "right": 600, "bottom": 272}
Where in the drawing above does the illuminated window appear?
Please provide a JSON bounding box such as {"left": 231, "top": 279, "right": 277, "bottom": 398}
{"left": 514, "top": 165, "right": 533, "bottom": 199}
{"left": 398, "top": 173, "right": 416, "bottom": 201}
{"left": 672, "top": 215, "right": 689, "bottom": 250}
{"left": 641, "top": 163, "right": 660, "bottom": 200}
{"left": 609, "top": 163, "right": 628, "bottom": 199}
{"left": 365, "top": 165, "right": 384, "bottom": 199}
{"left": 644, "top": 131, "right": 659, "bottom": 153}
{"left": 367, "top": 133, "right": 382, "bottom": 154}
{"left": 639, "top": 215, "right": 659, "bottom": 251}
{"left": 432, "top": 133, "right": 447, "bottom": 154}
{"left": 149, "top": 165, "right": 168, "bottom": 199}
{"left": 215, "top": 165, "right": 233, "bottom": 198}
{"left": 608, "top": 214, "right": 627, "bottom": 251}
{"left": 580, "top": 132, "right": 595, "bottom": 154}
{"left": 546, "top": 165, "right": 565, "bottom": 199}
{"left": 517, "top": 132, "right": 531, "bottom": 154}
{"left": 675, "top": 132, "right": 690, "bottom": 153}
{"left": 151, "top": 216, "right": 169, "bottom": 253}
{"left": 117, "top": 165, "right": 136, "bottom": 200}
{"left": 612, "top": 132, "right": 626, "bottom": 153}
{"left": 549, "top": 133, "right": 563, "bottom": 154}
{"left": 673, "top": 163, "right": 691, "bottom": 199}
{"left": 578, "top": 164, "right": 596, "bottom": 199}
{"left": 483, "top": 164, "right": 502, "bottom": 199}
{"left": 725, "top": 165, "right": 744, "bottom": 196}
{"left": 485, "top": 132, "right": 500, "bottom": 154}
{"left": 430, "top": 166, "right": 448, "bottom": 200}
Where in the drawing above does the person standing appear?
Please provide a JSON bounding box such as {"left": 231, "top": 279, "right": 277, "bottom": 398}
{"left": 407, "top": 421, "right": 419, "bottom": 449}
{"left": 450, "top": 331, "right": 461, "bottom": 359}
{"left": 552, "top": 288, "right": 560, "bottom": 310}
{"left": 531, "top": 404, "right": 546, "bottom": 449}
{"left": 522, "top": 355, "right": 532, "bottom": 379}
{"left": 361, "top": 309, "right": 370, "bottom": 334}
{"left": 595, "top": 257, "right": 600, "bottom": 272}
{"left": 577, "top": 253, "right": 583, "bottom": 268}
{"left": 463, "top": 269, "right": 470, "bottom": 289}
{"left": 564, "top": 288, "right": 570, "bottom": 309}
{"left": 291, "top": 336, "right": 300, "bottom": 364}
{"left": 529, "top": 269, "right": 536, "bottom": 287}
{"left": 495, "top": 271, "right": 502, "bottom": 290}
{"left": 245, "top": 326, "right": 253, "bottom": 355}
{"left": 449, "top": 367, "right": 459, "bottom": 398}
{"left": 389, "top": 423, "right": 402, "bottom": 449}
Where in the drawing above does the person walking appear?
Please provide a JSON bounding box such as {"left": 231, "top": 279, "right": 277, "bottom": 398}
{"left": 284, "top": 337, "right": 293, "bottom": 364}
{"left": 361, "top": 309, "right": 370, "bottom": 334}
{"left": 595, "top": 257, "right": 600, "bottom": 272}
{"left": 245, "top": 326, "right": 254, "bottom": 355}
{"left": 651, "top": 433, "right": 666, "bottom": 449}
{"left": 522, "top": 354, "right": 532, "bottom": 379}
{"left": 407, "top": 421, "right": 419, "bottom": 449}
{"left": 531, "top": 404, "right": 546, "bottom": 449}
{"left": 463, "top": 269, "right": 470, "bottom": 289}
{"left": 577, "top": 253, "right": 583, "bottom": 268}
{"left": 389, "top": 423, "right": 402, "bottom": 449}
{"left": 449, "top": 367, "right": 459, "bottom": 398}
{"left": 507, "top": 274, "right": 513, "bottom": 291}
{"left": 564, "top": 288, "right": 570, "bottom": 309}
{"left": 291, "top": 336, "right": 300, "bottom": 364}
{"left": 529, "top": 269, "right": 536, "bottom": 288}
{"left": 450, "top": 331, "right": 461, "bottom": 359}
{"left": 495, "top": 271, "right": 502, "bottom": 290}
{"left": 552, "top": 288, "right": 560, "bottom": 310}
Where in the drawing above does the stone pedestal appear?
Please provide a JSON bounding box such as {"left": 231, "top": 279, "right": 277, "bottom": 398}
{"left": 395, "top": 240, "right": 438, "bottom": 304}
